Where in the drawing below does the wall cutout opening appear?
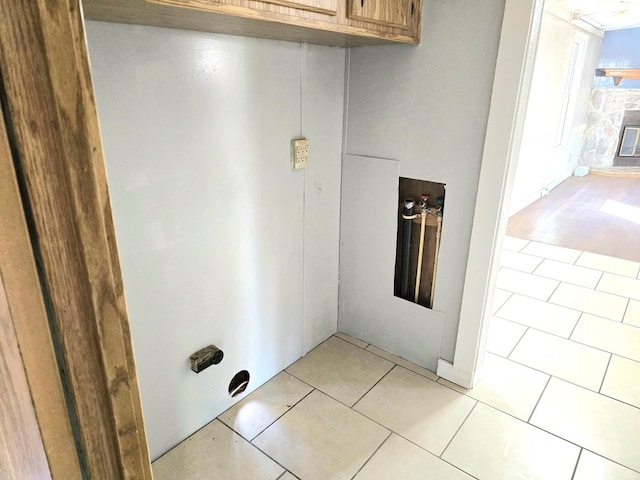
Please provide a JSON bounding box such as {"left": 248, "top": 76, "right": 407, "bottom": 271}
{"left": 228, "top": 370, "right": 250, "bottom": 397}
{"left": 393, "top": 177, "right": 445, "bottom": 309}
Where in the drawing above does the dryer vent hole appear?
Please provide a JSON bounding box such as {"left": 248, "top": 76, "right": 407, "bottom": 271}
{"left": 228, "top": 370, "right": 250, "bottom": 397}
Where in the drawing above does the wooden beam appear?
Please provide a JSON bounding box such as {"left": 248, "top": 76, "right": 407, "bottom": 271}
{"left": 596, "top": 68, "right": 640, "bottom": 86}
{"left": 0, "top": 1, "right": 152, "bottom": 478}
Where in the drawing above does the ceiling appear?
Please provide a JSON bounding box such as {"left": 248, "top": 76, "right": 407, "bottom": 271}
{"left": 550, "top": 0, "right": 640, "bottom": 30}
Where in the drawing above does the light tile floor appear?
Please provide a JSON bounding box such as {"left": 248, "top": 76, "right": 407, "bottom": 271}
{"left": 153, "top": 237, "right": 640, "bottom": 479}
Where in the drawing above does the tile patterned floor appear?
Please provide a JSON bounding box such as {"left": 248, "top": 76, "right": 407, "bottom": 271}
{"left": 152, "top": 237, "right": 640, "bottom": 479}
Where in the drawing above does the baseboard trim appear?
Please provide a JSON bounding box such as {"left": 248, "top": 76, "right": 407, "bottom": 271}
{"left": 436, "top": 359, "right": 474, "bottom": 389}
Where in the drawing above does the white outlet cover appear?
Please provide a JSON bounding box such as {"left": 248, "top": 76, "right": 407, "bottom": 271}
{"left": 292, "top": 138, "right": 309, "bottom": 170}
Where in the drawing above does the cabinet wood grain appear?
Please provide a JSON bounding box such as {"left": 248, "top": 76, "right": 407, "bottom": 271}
{"left": 348, "top": 0, "right": 411, "bottom": 29}
{"left": 261, "top": 0, "right": 339, "bottom": 16}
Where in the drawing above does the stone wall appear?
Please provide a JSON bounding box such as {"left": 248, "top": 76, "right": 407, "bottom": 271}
{"left": 580, "top": 89, "right": 640, "bottom": 167}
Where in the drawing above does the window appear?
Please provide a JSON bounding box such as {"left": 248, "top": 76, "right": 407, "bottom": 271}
{"left": 554, "top": 32, "right": 588, "bottom": 148}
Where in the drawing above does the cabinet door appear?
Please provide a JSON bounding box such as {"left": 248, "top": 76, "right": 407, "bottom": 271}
{"left": 260, "top": 0, "right": 338, "bottom": 15}
{"left": 348, "top": 0, "right": 412, "bottom": 28}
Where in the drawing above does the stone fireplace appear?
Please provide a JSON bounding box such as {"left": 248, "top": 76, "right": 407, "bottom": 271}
{"left": 579, "top": 89, "right": 640, "bottom": 167}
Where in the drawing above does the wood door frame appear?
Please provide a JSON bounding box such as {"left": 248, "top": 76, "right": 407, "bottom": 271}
{"left": 0, "top": 101, "right": 64, "bottom": 480}
{"left": 0, "top": 1, "right": 152, "bottom": 478}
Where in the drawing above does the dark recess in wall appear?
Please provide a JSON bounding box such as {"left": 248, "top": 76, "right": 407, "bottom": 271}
{"left": 394, "top": 177, "right": 445, "bottom": 309}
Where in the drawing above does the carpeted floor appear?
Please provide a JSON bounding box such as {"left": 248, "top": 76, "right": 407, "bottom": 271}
{"left": 507, "top": 173, "right": 640, "bottom": 263}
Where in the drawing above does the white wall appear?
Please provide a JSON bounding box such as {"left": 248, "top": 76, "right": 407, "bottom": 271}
{"left": 509, "top": 11, "right": 602, "bottom": 214}
{"left": 339, "top": 0, "right": 507, "bottom": 369}
{"left": 86, "top": 22, "right": 344, "bottom": 460}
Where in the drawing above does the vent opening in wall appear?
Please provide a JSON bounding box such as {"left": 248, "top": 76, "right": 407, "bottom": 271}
{"left": 229, "top": 370, "right": 250, "bottom": 397}
{"left": 393, "top": 177, "right": 445, "bottom": 309}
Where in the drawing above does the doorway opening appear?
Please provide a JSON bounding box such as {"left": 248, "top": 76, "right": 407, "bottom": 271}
{"left": 480, "top": 0, "right": 640, "bottom": 420}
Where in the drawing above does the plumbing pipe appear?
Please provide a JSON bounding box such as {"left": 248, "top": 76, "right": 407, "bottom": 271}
{"left": 429, "top": 196, "right": 445, "bottom": 308}
{"left": 400, "top": 199, "right": 414, "bottom": 299}
{"left": 414, "top": 195, "right": 429, "bottom": 304}
{"left": 430, "top": 212, "right": 442, "bottom": 308}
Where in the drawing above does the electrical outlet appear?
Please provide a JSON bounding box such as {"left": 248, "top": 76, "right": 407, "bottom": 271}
{"left": 292, "top": 138, "right": 309, "bottom": 170}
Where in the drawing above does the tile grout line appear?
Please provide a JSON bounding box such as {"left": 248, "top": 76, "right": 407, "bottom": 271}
{"left": 376, "top": 426, "right": 479, "bottom": 479}
{"left": 522, "top": 410, "right": 596, "bottom": 454}
{"left": 362, "top": 346, "right": 439, "bottom": 381}
{"left": 548, "top": 279, "right": 634, "bottom": 306}
{"left": 569, "top": 333, "right": 640, "bottom": 364}
{"left": 570, "top": 448, "right": 583, "bottom": 480}
{"left": 580, "top": 447, "right": 640, "bottom": 475}
{"left": 438, "top": 368, "right": 592, "bottom": 454}
{"left": 496, "top": 287, "right": 559, "bottom": 305}
{"left": 216, "top": 419, "right": 293, "bottom": 476}
{"left": 597, "top": 353, "right": 613, "bottom": 394}
{"left": 276, "top": 470, "right": 298, "bottom": 480}
{"left": 351, "top": 363, "right": 398, "bottom": 408}
{"left": 334, "top": 332, "right": 369, "bottom": 350}
{"left": 512, "top": 358, "right": 640, "bottom": 410}
{"left": 528, "top": 377, "right": 640, "bottom": 446}
{"left": 436, "top": 457, "right": 480, "bottom": 480}
{"left": 347, "top": 431, "right": 392, "bottom": 480}
{"left": 599, "top": 391, "right": 640, "bottom": 411}
{"left": 247, "top": 387, "right": 316, "bottom": 443}
{"left": 342, "top": 368, "right": 483, "bottom": 475}
{"left": 554, "top": 278, "right": 636, "bottom": 308}
{"left": 434, "top": 364, "right": 570, "bottom": 428}
{"left": 283, "top": 369, "right": 357, "bottom": 409}
{"left": 494, "top": 308, "right": 582, "bottom": 336}
{"left": 332, "top": 334, "right": 366, "bottom": 350}
{"left": 333, "top": 332, "right": 442, "bottom": 382}
{"left": 493, "top": 304, "right": 640, "bottom": 352}
{"left": 508, "top": 345, "right": 608, "bottom": 396}
{"left": 593, "top": 268, "right": 604, "bottom": 290}
{"left": 620, "top": 297, "right": 631, "bottom": 325}
{"left": 492, "top": 289, "right": 513, "bottom": 314}
{"left": 529, "top": 416, "right": 640, "bottom": 475}
{"left": 349, "top": 416, "right": 482, "bottom": 480}
{"left": 528, "top": 258, "right": 607, "bottom": 289}
{"left": 594, "top": 270, "right": 605, "bottom": 290}
{"left": 501, "top": 352, "right": 606, "bottom": 398}
{"left": 498, "top": 267, "right": 561, "bottom": 299}
{"left": 495, "top": 290, "right": 587, "bottom": 322}
{"left": 571, "top": 250, "right": 580, "bottom": 266}
{"left": 438, "top": 400, "right": 479, "bottom": 459}
{"left": 251, "top": 363, "right": 495, "bottom": 479}
{"left": 527, "top": 374, "right": 551, "bottom": 424}
{"left": 544, "top": 279, "right": 562, "bottom": 302}
{"left": 567, "top": 312, "right": 583, "bottom": 339}
{"left": 506, "top": 325, "right": 528, "bottom": 358}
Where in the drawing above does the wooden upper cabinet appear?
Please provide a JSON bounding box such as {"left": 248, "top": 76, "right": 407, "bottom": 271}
{"left": 261, "top": 0, "right": 338, "bottom": 16}
{"left": 348, "top": 0, "right": 412, "bottom": 29}
{"left": 159, "top": 0, "right": 338, "bottom": 16}
{"left": 83, "top": 0, "right": 422, "bottom": 46}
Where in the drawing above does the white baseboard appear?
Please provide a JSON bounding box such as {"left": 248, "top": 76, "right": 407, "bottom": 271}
{"left": 436, "top": 359, "right": 474, "bottom": 389}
